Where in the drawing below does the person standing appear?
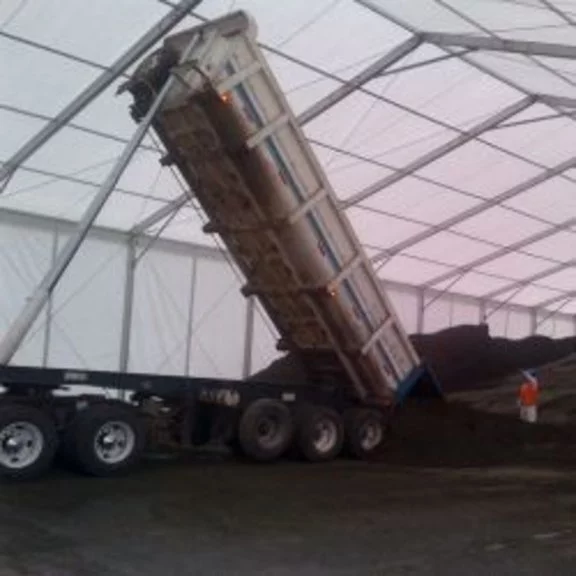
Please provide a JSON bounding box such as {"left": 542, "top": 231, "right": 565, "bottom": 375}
{"left": 518, "top": 370, "right": 539, "bottom": 424}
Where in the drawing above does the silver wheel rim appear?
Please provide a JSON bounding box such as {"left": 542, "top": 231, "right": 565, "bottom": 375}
{"left": 313, "top": 419, "right": 338, "bottom": 454}
{"left": 0, "top": 422, "right": 44, "bottom": 469}
{"left": 257, "top": 416, "right": 281, "bottom": 449}
{"left": 360, "top": 420, "right": 383, "bottom": 452}
{"left": 94, "top": 421, "right": 135, "bottom": 465}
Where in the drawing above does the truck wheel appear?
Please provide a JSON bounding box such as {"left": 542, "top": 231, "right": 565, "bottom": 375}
{"left": 238, "top": 399, "right": 293, "bottom": 462}
{"left": 296, "top": 406, "right": 344, "bottom": 462}
{"left": 344, "top": 408, "right": 386, "bottom": 460}
{"left": 68, "top": 403, "right": 145, "bottom": 477}
{"left": 0, "top": 404, "right": 58, "bottom": 480}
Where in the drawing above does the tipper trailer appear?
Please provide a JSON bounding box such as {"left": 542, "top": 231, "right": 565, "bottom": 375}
{"left": 0, "top": 12, "right": 439, "bottom": 480}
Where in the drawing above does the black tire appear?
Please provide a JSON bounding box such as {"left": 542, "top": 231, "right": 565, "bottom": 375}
{"left": 66, "top": 403, "right": 145, "bottom": 477}
{"left": 296, "top": 406, "right": 344, "bottom": 463}
{"left": 344, "top": 408, "right": 386, "bottom": 460}
{"left": 238, "top": 399, "right": 293, "bottom": 462}
{"left": 0, "top": 404, "right": 58, "bottom": 480}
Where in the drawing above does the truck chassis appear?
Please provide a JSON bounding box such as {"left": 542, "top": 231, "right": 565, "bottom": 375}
{"left": 0, "top": 364, "right": 433, "bottom": 479}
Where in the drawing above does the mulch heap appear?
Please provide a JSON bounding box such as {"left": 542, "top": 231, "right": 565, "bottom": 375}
{"left": 251, "top": 324, "right": 576, "bottom": 394}
{"left": 411, "top": 324, "right": 576, "bottom": 393}
{"left": 250, "top": 325, "right": 576, "bottom": 467}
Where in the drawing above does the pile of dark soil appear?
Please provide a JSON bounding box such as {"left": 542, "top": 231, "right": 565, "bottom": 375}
{"left": 382, "top": 398, "right": 576, "bottom": 468}
{"left": 411, "top": 325, "right": 576, "bottom": 392}
{"left": 251, "top": 324, "right": 576, "bottom": 394}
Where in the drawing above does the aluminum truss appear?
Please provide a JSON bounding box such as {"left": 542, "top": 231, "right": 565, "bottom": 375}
{"left": 0, "top": 0, "right": 203, "bottom": 191}
{"left": 0, "top": 4, "right": 204, "bottom": 364}
{"left": 354, "top": 0, "right": 576, "bottom": 312}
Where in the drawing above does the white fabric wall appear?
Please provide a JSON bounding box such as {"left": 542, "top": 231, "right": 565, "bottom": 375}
{"left": 129, "top": 244, "right": 193, "bottom": 375}
{"left": 386, "top": 285, "right": 419, "bottom": 334}
{"left": 422, "top": 296, "right": 452, "bottom": 333}
{"left": 188, "top": 258, "right": 246, "bottom": 379}
{"left": 251, "top": 300, "right": 282, "bottom": 375}
{"left": 0, "top": 217, "right": 52, "bottom": 366}
{"left": 537, "top": 312, "right": 576, "bottom": 339}
{"left": 0, "top": 212, "right": 574, "bottom": 381}
{"left": 50, "top": 232, "right": 127, "bottom": 370}
{"left": 505, "top": 308, "right": 533, "bottom": 339}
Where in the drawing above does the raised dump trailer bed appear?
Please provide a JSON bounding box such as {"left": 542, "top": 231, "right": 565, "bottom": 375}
{"left": 0, "top": 12, "right": 439, "bottom": 481}
{"left": 127, "top": 11, "right": 421, "bottom": 405}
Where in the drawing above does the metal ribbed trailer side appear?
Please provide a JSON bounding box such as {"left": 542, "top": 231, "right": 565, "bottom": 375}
{"left": 127, "top": 11, "right": 421, "bottom": 403}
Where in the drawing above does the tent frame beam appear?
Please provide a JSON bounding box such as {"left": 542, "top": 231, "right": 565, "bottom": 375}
{"left": 372, "top": 152, "right": 576, "bottom": 267}
{"left": 420, "top": 30, "right": 576, "bottom": 60}
{"left": 355, "top": 0, "right": 576, "bottom": 302}
{"left": 0, "top": 0, "right": 203, "bottom": 188}
{"left": 297, "top": 35, "right": 422, "bottom": 126}
{"left": 484, "top": 259, "right": 576, "bottom": 301}
{"left": 342, "top": 96, "right": 534, "bottom": 207}
{"left": 0, "top": 31, "right": 202, "bottom": 365}
{"left": 130, "top": 192, "right": 192, "bottom": 236}
{"left": 421, "top": 214, "right": 576, "bottom": 290}
{"left": 433, "top": 0, "right": 576, "bottom": 91}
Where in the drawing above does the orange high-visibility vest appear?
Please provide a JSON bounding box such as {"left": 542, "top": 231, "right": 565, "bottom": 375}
{"left": 519, "top": 382, "right": 539, "bottom": 407}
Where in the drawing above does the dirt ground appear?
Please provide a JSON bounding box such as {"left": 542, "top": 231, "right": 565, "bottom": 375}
{"left": 2, "top": 353, "right": 575, "bottom": 575}
{"left": 0, "top": 447, "right": 575, "bottom": 576}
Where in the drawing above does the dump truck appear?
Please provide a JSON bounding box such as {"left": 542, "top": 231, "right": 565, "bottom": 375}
{"left": 0, "top": 11, "right": 439, "bottom": 480}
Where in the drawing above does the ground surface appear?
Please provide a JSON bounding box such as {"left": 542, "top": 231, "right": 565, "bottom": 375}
{"left": 0, "top": 449, "right": 575, "bottom": 576}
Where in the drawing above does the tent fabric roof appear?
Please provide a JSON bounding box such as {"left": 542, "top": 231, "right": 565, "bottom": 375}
{"left": 1, "top": 0, "right": 576, "bottom": 314}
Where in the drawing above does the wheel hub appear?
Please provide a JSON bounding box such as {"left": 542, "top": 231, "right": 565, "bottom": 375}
{"left": 94, "top": 421, "right": 135, "bottom": 464}
{"left": 0, "top": 422, "right": 44, "bottom": 469}
{"left": 313, "top": 420, "right": 337, "bottom": 453}
{"left": 257, "top": 417, "right": 279, "bottom": 447}
{"left": 4, "top": 436, "right": 22, "bottom": 453}
{"left": 360, "top": 421, "right": 383, "bottom": 451}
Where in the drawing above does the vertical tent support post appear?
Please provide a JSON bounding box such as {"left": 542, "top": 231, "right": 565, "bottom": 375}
{"left": 530, "top": 308, "right": 538, "bottom": 335}
{"left": 243, "top": 297, "right": 256, "bottom": 378}
{"left": 119, "top": 238, "right": 137, "bottom": 376}
{"left": 42, "top": 225, "right": 59, "bottom": 367}
{"left": 416, "top": 289, "right": 425, "bottom": 333}
{"left": 479, "top": 300, "right": 487, "bottom": 325}
{"left": 0, "top": 34, "right": 200, "bottom": 365}
{"left": 184, "top": 256, "right": 198, "bottom": 376}
{"left": 0, "top": 0, "right": 203, "bottom": 188}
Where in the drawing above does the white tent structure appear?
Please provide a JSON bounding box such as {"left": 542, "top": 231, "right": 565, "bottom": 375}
{"left": 1, "top": 0, "right": 575, "bottom": 381}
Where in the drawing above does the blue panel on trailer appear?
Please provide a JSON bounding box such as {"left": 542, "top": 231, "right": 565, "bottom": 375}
{"left": 395, "top": 364, "right": 444, "bottom": 405}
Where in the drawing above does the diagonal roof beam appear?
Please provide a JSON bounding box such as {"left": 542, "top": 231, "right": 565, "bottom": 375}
{"left": 0, "top": 0, "right": 203, "bottom": 187}
{"left": 434, "top": 0, "right": 576, "bottom": 93}
{"left": 371, "top": 152, "right": 576, "bottom": 266}
{"left": 10, "top": 0, "right": 576, "bottom": 212}
{"left": 356, "top": 0, "right": 576, "bottom": 167}
{"left": 420, "top": 30, "right": 576, "bottom": 60}
{"left": 484, "top": 260, "right": 576, "bottom": 300}
{"left": 538, "top": 94, "right": 576, "bottom": 108}
{"left": 422, "top": 214, "right": 576, "bottom": 289}
{"left": 297, "top": 35, "right": 422, "bottom": 126}
{"left": 4, "top": 95, "right": 575, "bottom": 256}
{"left": 535, "top": 291, "right": 576, "bottom": 311}
{"left": 129, "top": 192, "right": 191, "bottom": 235}
{"left": 341, "top": 96, "right": 534, "bottom": 208}
{"left": 539, "top": 0, "right": 576, "bottom": 25}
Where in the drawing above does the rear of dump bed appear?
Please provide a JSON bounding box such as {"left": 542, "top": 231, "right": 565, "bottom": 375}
{"left": 126, "top": 11, "right": 421, "bottom": 403}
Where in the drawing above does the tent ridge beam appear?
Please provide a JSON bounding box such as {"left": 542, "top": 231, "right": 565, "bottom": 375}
{"left": 297, "top": 34, "right": 422, "bottom": 126}
{"left": 342, "top": 96, "right": 534, "bottom": 208}
{"left": 421, "top": 30, "right": 576, "bottom": 60}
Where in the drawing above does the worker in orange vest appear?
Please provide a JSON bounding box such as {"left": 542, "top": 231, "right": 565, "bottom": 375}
{"left": 518, "top": 370, "right": 539, "bottom": 424}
